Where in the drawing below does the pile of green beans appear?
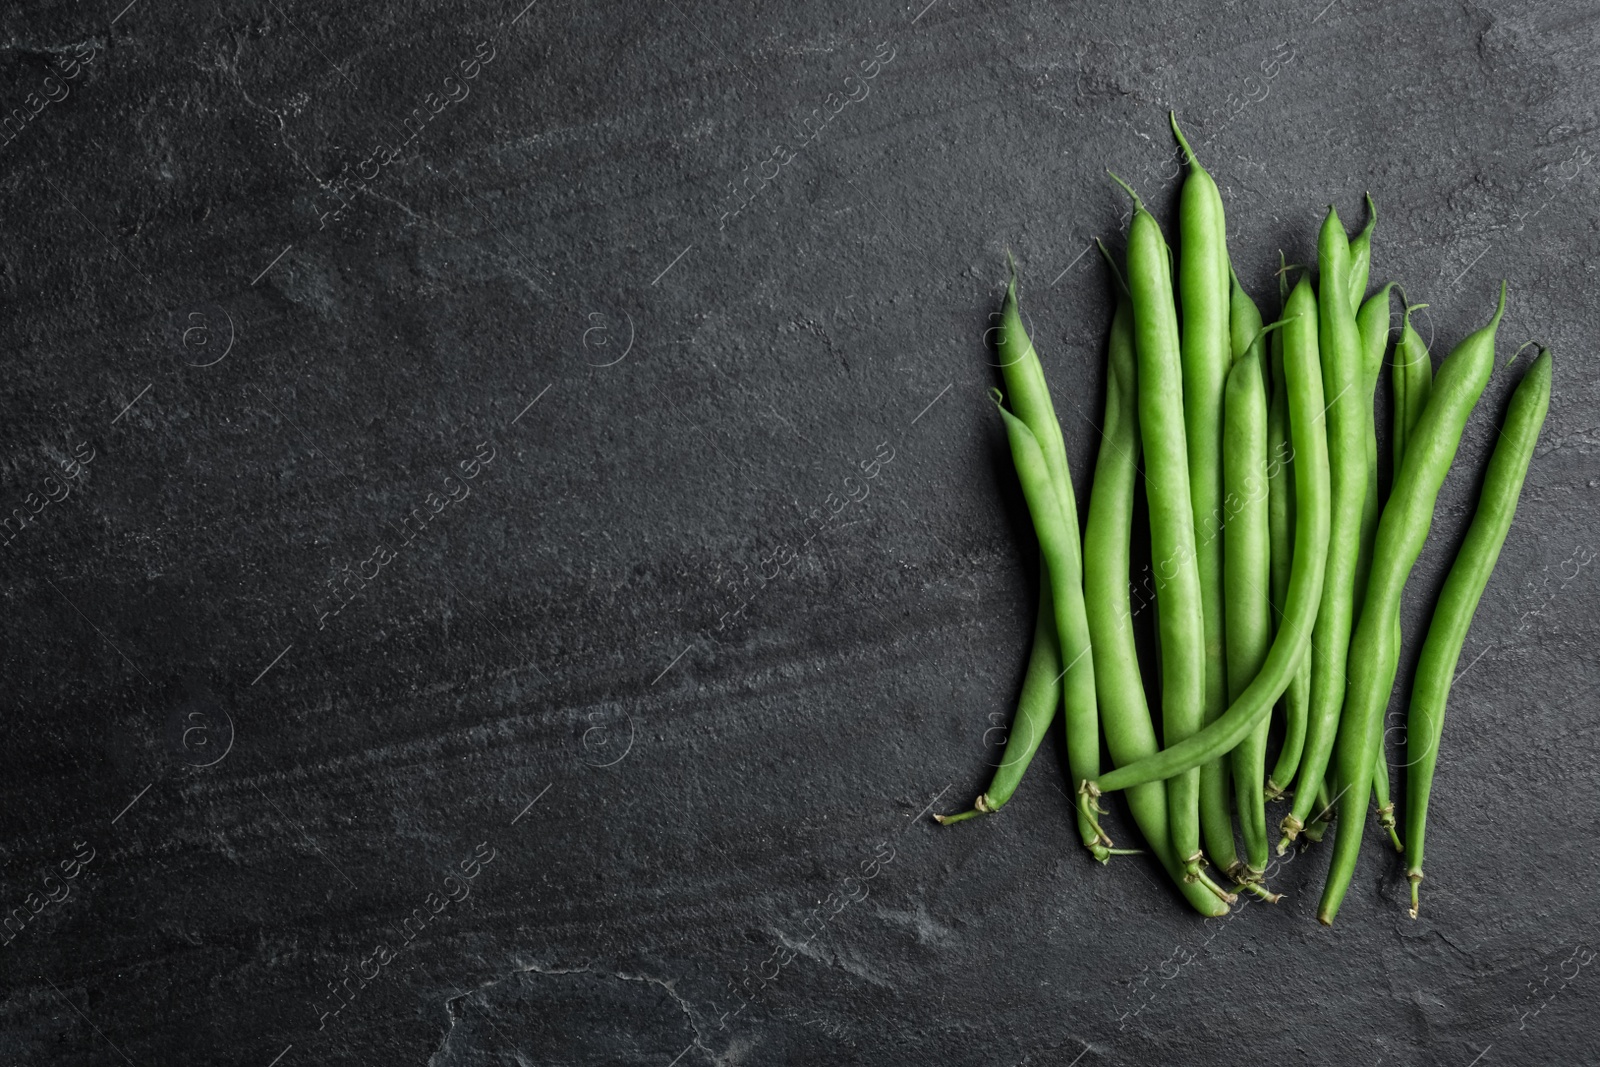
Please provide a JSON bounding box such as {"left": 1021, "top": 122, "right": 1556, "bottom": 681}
{"left": 939, "top": 112, "right": 1553, "bottom": 923}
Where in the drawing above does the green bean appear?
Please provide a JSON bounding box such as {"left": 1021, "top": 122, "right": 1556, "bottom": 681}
{"left": 1317, "top": 283, "right": 1507, "bottom": 925}
{"left": 940, "top": 270, "right": 1076, "bottom": 825}
{"left": 1355, "top": 283, "right": 1404, "bottom": 851}
{"left": 1265, "top": 256, "right": 1310, "bottom": 798}
{"left": 1105, "top": 172, "right": 1214, "bottom": 892}
{"left": 1223, "top": 272, "right": 1277, "bottom": 892}
{"left": 1276, "top": 207, "right": 1369, "bottom": 853}
{"left": 1170, "top": 114, "right": 1239, "bottom": 877}
{"left": 1077, "top": 273, "right": 1329, "bottom": 810}
{"left": 935, "top": 580, "right": 1059, "bottom": 823}
{"left": 1384, "top": 295, "right": 1432, "bottom": 843}
{"left": 966, "top": 270, "right": 1103, "bottom": 856}
{"left": 1086, "top": 243, "right": 1230, "bottom": 915}
{"left": 1406, "top": 348, "right": 1550, "bottom": 918}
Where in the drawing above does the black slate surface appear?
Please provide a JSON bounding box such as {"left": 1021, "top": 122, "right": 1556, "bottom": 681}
{"left": 2, "top": 0, "right": 1597, "bottom": 1064}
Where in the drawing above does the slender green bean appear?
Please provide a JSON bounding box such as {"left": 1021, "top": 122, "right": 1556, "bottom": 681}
{"left": 1076, "top": 273, "right": 1329, "bottom": 806}
{"left": 1106, "top": 172, "right": 1215, "bottom": 892}
{"left": 1223, "top": 276, "right": 1276, "bottom": 889}
{"left": 1317, "top": 283, "right": 1507, "bottom": 925}
{"left": 940, "top": 270, "right": 1078, "bottom": 826}
{"left": 1277, "top": 207, "right": 1369, "bottom": 853}
{"left": 1385, "top": 295, "right": 1432, "bottom": 844}
{"left": 1266, "top": 256, "right": 1309, "bottom": 798}
{"left": 981, "top": 271, "right": 1102, "bottom": 855}
{"left": 1170, "top": 114, "right": 1238, "bottom": 877}
{"left": 1405, "top": 349, "right": 1549, "bottom": 918}
{"left": 1086, "top": 243, "right": 1230, "bottom": 915}
{"left": 1355, "top": 284, "right": 1404, "bottom": 851}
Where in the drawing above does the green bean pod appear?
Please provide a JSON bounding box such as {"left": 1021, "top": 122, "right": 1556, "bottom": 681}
{"left": 1354, "top": 284, "right": 1404, "bottom": 850}
{"left": 1170, "top": 114, "right": 1239, "bottom": 876}
{"left": 1266, "top": 257, "right": 1309, "bottom": 798}
{"left": 1317, "top": 283, "right": 1507, "bottom": 925}
{"left": 940, "top": 271, "right": 1079, "bottom": 825}
{"left": 1086, "top": 246, "right": 1230, "bottom": 915}
{"left": 1277, "top": 207, "right": 1369, "bottom": 852}
{"left": 1223, "top": 281, "right": 1274, "bottom": 883}
{"left": 1077, "top": 274, "right": 1329, "bottom": 805}
{"left": 1405, "top": 348, "right": 1549, "bottom": 918}
{"left": 984, "top": 272, "right": 1102, "bottom": 855}
{"left": 936, "top": 579, "right": 1060, "bottom": 823}
{"left": 1108, "top": 173, "right": 1210, "bottom": 886}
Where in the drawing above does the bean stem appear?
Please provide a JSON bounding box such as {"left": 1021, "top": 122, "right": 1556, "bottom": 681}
{"left": 1223, "top": 273, "right": 1274, "bottom": 879}
{"left": 1265, "top": 256, "right": 1308, "bottom": 798}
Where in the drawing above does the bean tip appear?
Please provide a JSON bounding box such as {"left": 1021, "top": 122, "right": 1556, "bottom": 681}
{"left": 1105, "top": 169, "right": 1144, "bottom": 211}
{"left": 1168, "top": 110, "right": 1197, "bottom": 167}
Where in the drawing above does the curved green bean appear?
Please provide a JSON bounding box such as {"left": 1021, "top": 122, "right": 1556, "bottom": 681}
{"left": 1404, "top": 348, "right": 1550, "bottom": 919}
{"left": 1385, "top": 296, "right": 1432, "bottom": 843}
{"left": 980, "top": 271, "right": 1102, "bottom": 855}
{"left": 940, "top": 270, "right": 1077, "bottom": 825}
{"left": 1170, "top": 114, "right": 1238, "bottom": 877}
{"left": 1106, "top": 172, "right": 1214, "bottom": 891}
{"left": 1077, "top": 273, "right": 1329, "bottom": 805}
{"left": 1277, "top": 207, "right": 1369, "bottom": 853}
{"left": 1317, "top": 283, "right": 1507, "bottom": 925}
{"left": 1086, "top": 244, "right": 1230, "bottom": 915}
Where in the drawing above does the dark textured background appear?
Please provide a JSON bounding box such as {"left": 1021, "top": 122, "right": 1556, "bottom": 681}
{"left": 1, "top": 0, "right": 1597, "bottom": 1064}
